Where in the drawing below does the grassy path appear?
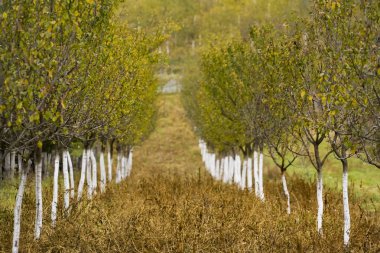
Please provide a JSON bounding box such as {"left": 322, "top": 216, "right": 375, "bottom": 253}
{"left": 10, "top": 94, "right": 379, "bottom": 252}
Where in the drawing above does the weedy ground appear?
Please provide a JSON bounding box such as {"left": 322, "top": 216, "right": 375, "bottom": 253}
{"left": 0, "top": 94, "right": 379, "bottom": 252}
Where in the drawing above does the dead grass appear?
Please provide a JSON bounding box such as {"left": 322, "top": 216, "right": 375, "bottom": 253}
{"left": 1, "top": 94, "right": 379, "bottom": 252}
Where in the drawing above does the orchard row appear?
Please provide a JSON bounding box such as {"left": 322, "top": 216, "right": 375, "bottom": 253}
{"left": 0, "top": 1, "right": 163, "bottom": 252}
{"left": 184, "top": 0, "right": 379, "bottom": 247}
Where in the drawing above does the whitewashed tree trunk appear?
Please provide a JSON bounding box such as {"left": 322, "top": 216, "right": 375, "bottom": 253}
{"left": 51, "top": 153, "right": 60, "bottom": 227}
{"left": 122, "top": 155, "right": 126, "bottom": 180}
{"left": 237, "top": 156, "right": 242, "bottom": 186}
{"left": 62, "top": 150, "right": 70, "bottom": 211}
{"left": 17, "top": 154, "right": 22, "bottom": 175}
{"left": 99, "top": 151, "right": 106, "bottom": 193}
{"left": 233, "top": 156, "right": 239, "bottom": 185}
{"left": 211, "top": 153, "right": 216, "bottom": 179}
{"left": 247, "top": 157, "right": 253, "bottom": 191}
{"left": 342, "top": 161, "right": 350, "bottom": 246}
{"left": 90, "top": 149, "right": 97, "bottom": 193}
{"left": 107, "top": 144, "right": 112, "bottom": 182}
{"left": 127, "top": 150, "right": 133, "bottom": 176}
{"left": 222, "top": 157, "right": 228, "bottom": 183}
{"left": 241, "top": 158, "right": 247, "bottom": 189}
{"left": 259, "top": 151, "right": 265, "bottom": 201}
{"left": 67, "top": 151, "right": 75, "bottom": 199}
{"left": 115, "top": 152, "right": 121, "bottom": 183}
{"left": 12, "top": 159, "right": 29, "bottom": 253}
{"left": 77, "top": 149, "right": 87, "bottom": 200}
{"left": 281, "top": 171, "right": 291, "bottom": 214}
{"left": 317, "top": 169, "right": 323, "bottom": 234}
{"left": 215, "top": 159, "right": 220, "bottom": 180}
{"left": 86, "top": 149, "right": 93, "bottom": 199}
{"left": 253, "top": 151, "right": 259, "bottom": 197}
{"left": 34, "top": 153, "right": 43, "bottom": 240}
{"left": 228, "top": 156, "right": 233, "bottom": 184}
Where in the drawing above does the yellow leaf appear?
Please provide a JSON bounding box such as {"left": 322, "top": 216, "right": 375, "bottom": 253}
{"left": 300, "top": 90, "right": 306, "bottom": 98}
{"left": 86, "top": 0, "right": 95, "bottom": 4}
{"left": 37, "top": 141, "right": 43, "bottom": 149}
{"left": 61, "top": 99, "right": 66, "bottom": 109}
{"left": 2, "top": 12, "right": 7, "bottom": 19}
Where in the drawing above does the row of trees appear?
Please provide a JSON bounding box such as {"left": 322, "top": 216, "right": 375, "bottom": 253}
{"left": 0, "top": 1, "right": 164, "bottom": 252}
{"left": 184, "top": 0, "right": 379, "bottom": 247}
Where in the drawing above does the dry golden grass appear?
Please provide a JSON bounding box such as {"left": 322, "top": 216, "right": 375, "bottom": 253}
{"left": 1, "top": 94, "right": 379, "bottom": 252}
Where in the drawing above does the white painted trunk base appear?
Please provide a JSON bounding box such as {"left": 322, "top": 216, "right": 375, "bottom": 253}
{"left": 317, "top": 170, "right": 323, "bottom": 234}
{"left": 67, "top": 151, "right": 75, "bottom": 199}
{"left": 281, "top": 172, "right": 291, "bottom": 214}
{"left": 12, "top": 160, "right": 28, "bottom": 253}
{"left": 241, "top": 159, "right": 247, "bottom": 190}
{"left": 253, "top": 151, "right": 259, "bottom": 197}
{"left": 86, "top": 149, "right": 93, "bottom": 199}
{"left": 77, "top": 149, "right": 87, "bottom": 200}
{"left": 115, "top": 152, "right": 122, "bottom": 184}
{"left": 342, "top": 168, "right": 350, "bottom": 246}
{"left": 107, "top": 145, "right": 113, "bottom": 182}
{"left": 99, "top": 152, "right": 106, "bottom": 193}
{"left": 128, "top": 150, "right": 133, "bottom": 176}
{"left": 34, "top": 157, "right": 43, "bottom": 240}
{"left": 51, "top": 153, "right": 60, "bottom": 226}
{"left": 259, "top": 152, "right": 265, "bottom": 201}
{"left": 62, "top": 151, "right": 70, "bottom": 211}
{"left": 90, "top": 150, "right": 97, "bottom": 194}
{"left": 247, "top": 158, "right": 252, "bottom": 191}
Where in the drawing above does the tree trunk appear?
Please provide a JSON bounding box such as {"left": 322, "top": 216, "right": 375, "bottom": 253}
{"left": 281, "top": 170, "right": 291, "bottom": 214}
{"left": 342, "top": 156, "right": 350, "bottom": 246}
{"left": 116, "top": 151, "right": 121, "bottom": 183}
{"left": 99, "top": 150, "right": 106, "bottom": 193}
{"left": 77, "top": 149, "right": 87, "bottom": 200}
{"left": 317, "top": 169, "right": 323, "bottom": 234}
{"left": 51, "top": 153, "right": 60, "bottom": 227}
{"left": 12, "top": 159, "right": 29, "bottom": 253}
{"left": 233, "top": 155, "right": 240, "bottom": 185}
{"left": 259, "top": 149, "right": 265, "bottom": 201}
{"left": 253, "top": 150, "right": 259, "bottom": 197}
{"left": 221, "top": 157, "right": 226, "bottom": 183}
{"left": 86, "top": 149, "right": 93, "bottom": 199}
{"left": 34, "top": 149, "right": 43, "bottom": 240}
{"left": 107, "top": 143, "right": 113, "bottom": 182}
{"left": 90, "top": 149, "right": 97, "bottom": 194}
{"left": 17, "top": 154, "right": 22, "bottom": 175}
{"left": 247, "top": 157, "right": 253, "bottom": 191}
{"left": 228, "top": 156, "right": 234, "bottom": 184}
{"left": 211, "top": 153, "right": 216, "bottom": 178}
{"left": 127, "top": 150, "right": 133, "bottom": 177}
{"left": 62, "top": 150, "right": 70, "bottom": 211}
{"left": 241, "top": 157, "right": 247, "bottom": 189}
{"left": 67, "top": 151, "right": 75, "bottom": 199}
{"left": 121, "top": 154, "right": 126, "bottom": 180}
{"left": 215, "top": 158, "right": 220, "bottom": 180}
